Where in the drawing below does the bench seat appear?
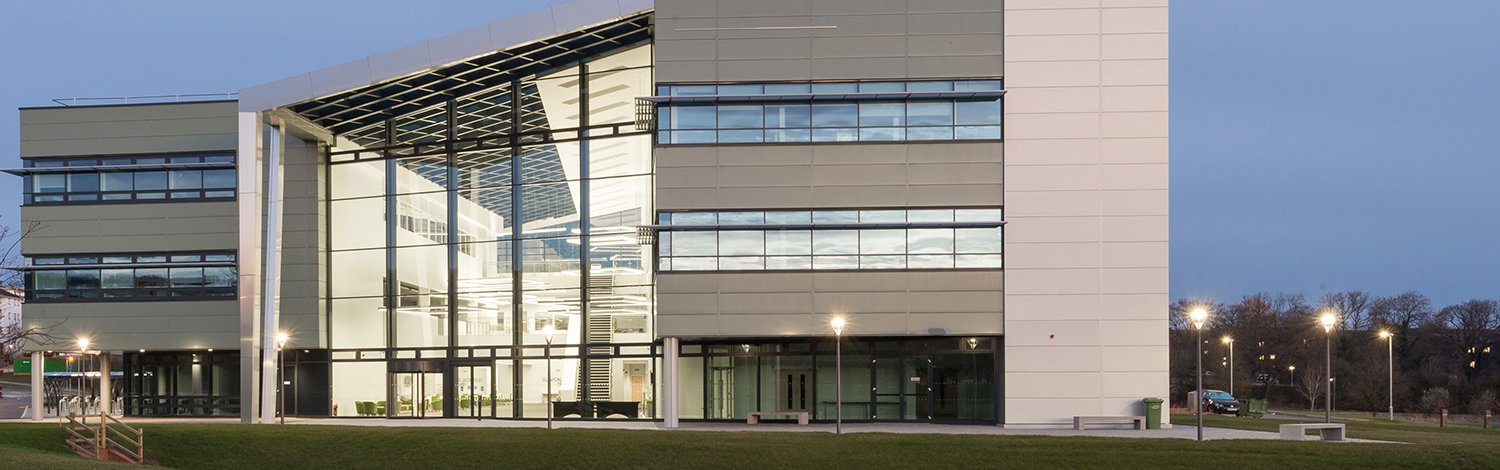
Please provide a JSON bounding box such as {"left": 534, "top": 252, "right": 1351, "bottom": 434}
{"left": 1279, "top": 423, "right": 1345, "bottom": 441}
{"left": 747, "top": 411, "right": 810, "bottom": 425}
{"left": 1073, "top": 415, "right": 1146, "bottom": 430}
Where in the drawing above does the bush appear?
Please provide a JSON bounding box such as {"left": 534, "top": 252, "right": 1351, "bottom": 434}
{"left": 1467, "top": 389, "right": 1498, "bottom": 415}
{"left": 1417, "top": 387, "right": 1451, "bottom": 413}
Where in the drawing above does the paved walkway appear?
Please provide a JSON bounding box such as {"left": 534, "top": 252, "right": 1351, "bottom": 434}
{"left": 0, "top": 416, "right": 1391, "bottom": 443}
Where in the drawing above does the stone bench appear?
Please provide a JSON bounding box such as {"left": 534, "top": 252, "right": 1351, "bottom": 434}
{"left": 1279, "top": 423, "right": 1346, "bottom": 441}
{"left": 747, "top": 411, "right": 810, "bottom": 425}
{"left": 1073, "top": 415, "right": 1146, "bottom": 430}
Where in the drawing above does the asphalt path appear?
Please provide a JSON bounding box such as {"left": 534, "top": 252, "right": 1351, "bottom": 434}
{"left": 0, "top": 380, "right": 31, "bottom": 419}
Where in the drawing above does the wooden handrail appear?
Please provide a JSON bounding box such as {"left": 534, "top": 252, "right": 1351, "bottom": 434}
{"left": 63, "top": 412, "right": 144, "bottom": 464}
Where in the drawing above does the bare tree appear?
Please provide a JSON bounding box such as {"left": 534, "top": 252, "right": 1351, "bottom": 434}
{"left": 1370, "top": 291, "right": 1433, "bottom": 338}
{"left": 0, "top": 218, "right": 49, "bottom": 365}
{"left": 1320, "top": 290, "right": 1373, "bottom": 330}
{"left": 1296, "top": 363, "right": 1327, "bottom": 410}
{"left": 1438, "top": 299, "right": 1500, "bottom": 381}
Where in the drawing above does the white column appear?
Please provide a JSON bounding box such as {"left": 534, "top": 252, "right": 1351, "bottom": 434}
{"left": 237, "top": 111, "right": 264, "bottom": 424}
{"left": 98, "top": 352, "right": 111, "bottom": 415}
{"left": 30, "top": 351, "right": 44, "bottom": 421}
{"left": 663, "top": 337, "right": 679, "bottom": 429}
{"left": 259, "top": 124, "right": 285, "bottom": 424}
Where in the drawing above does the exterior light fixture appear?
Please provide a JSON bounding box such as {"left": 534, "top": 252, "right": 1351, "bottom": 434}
{"left": 1319, "top": 311, "right": 1338, "bottom": 423}
{"left": 1188, "top": 306, "right": 1209, "bottom": 441}
{"left": 831, "top": 315, "right": 847, "bottom": 435}
{"left": 1378, "top": 329, "right": 1393, "bottom": 421}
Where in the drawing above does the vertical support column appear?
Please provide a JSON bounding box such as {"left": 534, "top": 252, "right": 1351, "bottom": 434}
{"left": 663, "top": 337, "right": 679, "bottom": 429}
{"left": 30, "top": 351, "right": 44, "bottom": 421}
{"left": 260, "top": 124, "right": 285, "bottom": 424}
{"left": 237, "top": 111, "right": 265, "bottom": 424}
{"left": 98, "top": 352, "right": 112, "bottom": 415}
{"left": 444, "top": 99, "right": 460, "bottom": 419}
{"left": 509, "top": 82, "right": 524, "bottom": 419}
{"left": 577, "top": 60, "right": 593, "bottom": 417}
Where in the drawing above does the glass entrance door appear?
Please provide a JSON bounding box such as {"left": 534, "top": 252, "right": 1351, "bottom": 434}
{"left": 455, "top": 365, "right": 493, "bottom": 419}
{"left": 873, "top": 356, "right": 930, "bottom": 421}
{"left": 388, "top": 372, "right": 443, "bottom": 418}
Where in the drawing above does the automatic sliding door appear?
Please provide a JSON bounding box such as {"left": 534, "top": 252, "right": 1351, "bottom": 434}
{"left": 455, "top": 365, "right": 494, "bottom": 419}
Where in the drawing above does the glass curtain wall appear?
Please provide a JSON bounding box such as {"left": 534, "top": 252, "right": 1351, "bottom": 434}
{"left": 328, "top": 43, "right": 654, "bottom": 419}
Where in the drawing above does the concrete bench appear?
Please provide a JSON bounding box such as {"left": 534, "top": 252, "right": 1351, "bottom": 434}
{"left": 1073, "top": 416, "right": 1146, "bottom": 430}
{"left": 1279, "top": 423, "right": 1346, "bottom": 441}
{"left": 747, "top": 411, "right": 810, "bottom": 425}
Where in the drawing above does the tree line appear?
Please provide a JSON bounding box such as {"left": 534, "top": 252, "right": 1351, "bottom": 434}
{"left": 1170, "top": 291, "right": 1499, "bottom": 415}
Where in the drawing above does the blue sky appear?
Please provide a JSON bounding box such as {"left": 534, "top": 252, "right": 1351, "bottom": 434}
{"left": 1, "top": 1, "right": 1496, "bottom": 306}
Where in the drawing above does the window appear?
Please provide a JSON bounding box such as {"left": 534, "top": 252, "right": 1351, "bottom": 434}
{"left": 21, "top": 154, "right": 236, "bottom": 205}
{"left": 658, "top": 209, "right": 1002, "bottom": 271}
{"left": 26, "top": 251, "right": 237, "bottom": 301}
{"left": 655, "top": 80, "right": 1002, "bottom": 145}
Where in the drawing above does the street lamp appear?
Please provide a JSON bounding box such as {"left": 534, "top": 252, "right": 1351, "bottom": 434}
{"left": 78, "top": 338, "right": 91, "bottom": 405}
{"left": 275, "top": 331, "right": 289, "bottom": 425}
{"left": 831, "top": 316, "right": 846, "bottom": 435}
{"left": 1319, "top": 312, "right": 1338, "bottom": 423}
{"left": 1379, "top": 330, "right": 1394, "bottom": 420}
{"left": 1189, "top": 307, "right": 1209, "bottom": 442}
{"left": 1221, "top": 336, "right": 1234, "bottom": 396}
{"left": 541, "top": 323, "right": 556, "bottom": 430}
{"left": 1288, "top": 365, "right": 1295, "bottom": 383}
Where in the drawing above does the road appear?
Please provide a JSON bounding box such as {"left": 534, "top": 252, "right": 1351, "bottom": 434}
{"left": 0, "top": 380, "right": 32, "bottom": 418}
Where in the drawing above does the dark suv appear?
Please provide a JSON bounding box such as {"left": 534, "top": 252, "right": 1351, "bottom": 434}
{"left": 1201, "top": 390, "right": 1240, "bottom": 415}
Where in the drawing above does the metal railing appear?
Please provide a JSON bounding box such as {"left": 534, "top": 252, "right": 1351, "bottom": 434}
{"left": 64, "top": 412, "right": 145, "bottom": 464}
{"left": 51, "top": 93, "right": 238, "bottom": 107}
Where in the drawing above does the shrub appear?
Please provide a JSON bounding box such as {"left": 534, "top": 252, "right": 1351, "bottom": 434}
{"left": 1467, "top": 389, "right": 1497, "bottom": 415}
{"left": 1417, "top": 387, "right": 1451, "bottom": 413}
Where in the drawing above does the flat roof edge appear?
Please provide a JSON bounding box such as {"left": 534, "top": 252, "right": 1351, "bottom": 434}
{"left": 239, "top": 0, "right": 653, "bottom": 113}
{"left": 20, "top": 99, "right": 238, "bottom": 112}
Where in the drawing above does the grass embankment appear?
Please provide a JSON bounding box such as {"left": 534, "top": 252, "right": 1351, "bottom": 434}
{"left": 1, "top": 415, "right": 1498, "bottom": 469}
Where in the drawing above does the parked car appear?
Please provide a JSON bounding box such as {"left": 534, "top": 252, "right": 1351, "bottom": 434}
{"left": 1200, "top": 390, "right": 1240, "bottom": 415}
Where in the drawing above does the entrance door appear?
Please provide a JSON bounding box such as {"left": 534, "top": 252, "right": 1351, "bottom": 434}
{"left": 775, "top": 369, "right": 812, "bottom": 413}
{"left": 388, "top": 372, "right": 443, "bottom": 418}
{"left": 454, "top": 365, "right": 493, "bottom": 419}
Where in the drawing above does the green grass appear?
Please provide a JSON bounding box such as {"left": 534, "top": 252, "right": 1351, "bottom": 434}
{"left": 1, "top": 417, "right": 1499, "bottom": 469}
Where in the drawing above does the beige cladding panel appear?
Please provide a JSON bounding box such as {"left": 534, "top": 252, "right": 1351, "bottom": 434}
{"left": 656, "top": 143, "right": 1002, "bottom": 211}
{"left": 22, "top": 202, "right": 238, "bottom": 254}
{"left": 1003, "top": 0, "right": 1169, "bottom": 426}
{"left": 657, "top": 271, "right": 1002, "bottom": 338}
{"left": 655, "top": 0, "right": 1003, "bottom": 83}
{"left": 20, "top": 101, "right": 238, "bottom": 157}
{"left": 24, "top": 301, "right": 239, "bottom": 351}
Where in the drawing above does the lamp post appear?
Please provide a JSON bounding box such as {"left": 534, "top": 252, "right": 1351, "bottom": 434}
{"left": 1189, "top": 307, "right": 1208, "bottom": 442}
{"left": 275, "top": 332, "right": 289, "bottom": 425}
{"left": 1221, "top": 336, "right": 1234, "bottom": 396}
{"left": 78, "top": 338, "right": 90, "bottom": 407}
{"left": 541, "top": 323, "right": 556, "bottom": 430}
{"left": 1320, "top": 312, "right": 1338, "bottom": 423}
{"left": 1288, "top": 365, "right": 1295, "bottom": 384}
{"left": 831, "top": 316, "right": 846, "bottom": 435}
{"left": 1379, "top": 330, "right": 1393, "bottom": 420}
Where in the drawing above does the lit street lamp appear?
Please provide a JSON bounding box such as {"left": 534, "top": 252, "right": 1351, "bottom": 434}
{"left": 541, "top": 323, "right": 556, "bottom": 430}
{"left": 78, "top": 338, "right": 91, "bottom": 406}
{"left": 1221, "top": 336, "right": 1234, "bottom": 396}
{"left": 1288, "top": 365, "right": 1295, "bottom": 383}
{"left": 1379, "top": 330, "right": 1394, "bottom": 420}
{"left": 276, "top": 331, "right": 289, "bottom": 425}
{"left": 1189, "top": 307, "right": 1209, "bottom": 442}
{"left": 1320, "top": 312, "right": 1338, "bottom": 423}
{"left": 831, "top": 316, "right": 846, "bottom": 435}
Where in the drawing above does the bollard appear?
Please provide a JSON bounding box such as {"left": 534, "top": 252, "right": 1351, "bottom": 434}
{"left": 1486, "top": 411, "right": 1492, "bottom": 430}
{"left": 1440, "top": 409, "right": 1448, "bottom": 428}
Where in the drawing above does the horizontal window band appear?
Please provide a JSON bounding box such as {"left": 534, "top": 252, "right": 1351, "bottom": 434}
{"left": 2, "top": 161, "right": 235, "bottom": 176}
{"left": 7, "top": 262, "right": 237, "bottom": 271}
{"left": 640, "top": 90, "right": 1004, "bottom": 104}
{"left": 646, "top": 221, "right": 1004, "bottom": 231}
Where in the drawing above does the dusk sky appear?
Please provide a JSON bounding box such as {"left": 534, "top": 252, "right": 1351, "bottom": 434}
{"left": 1, "top": 1, "right": 1495, "bottom": 307}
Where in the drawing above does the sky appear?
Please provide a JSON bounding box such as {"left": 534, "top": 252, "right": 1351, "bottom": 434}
{"left": 1, "top": 1, "right": 1497, "bottom": 307}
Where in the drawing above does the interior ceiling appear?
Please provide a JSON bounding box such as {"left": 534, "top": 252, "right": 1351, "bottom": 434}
{"left": 287, "top": 12, "right": 652, "bottom": 147}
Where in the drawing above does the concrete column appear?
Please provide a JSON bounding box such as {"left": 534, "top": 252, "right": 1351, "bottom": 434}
{"left": 237, "top": 111, "right": 264, "bottom": 424}
{"left": 663, "top": 337, "right": 679, "bottom": 429}
{"left": 98, "top": 352, "right": 111, "bottom": 415}
{"left": 30, "top": 351, "right": 44, "bottom": 421}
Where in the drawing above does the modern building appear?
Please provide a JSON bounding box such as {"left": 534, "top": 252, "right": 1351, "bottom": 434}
{"left": 12, "top": 0, "right": 1169, "bottom": 427}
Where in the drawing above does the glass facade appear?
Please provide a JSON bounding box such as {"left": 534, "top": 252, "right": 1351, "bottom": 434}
{"left": 658, "top": 209, "right": 1003, "bottom": 271}
{"left": 655, "top": 80, "right": 1003, "bottom": 144}
{"left": 682, "top": 338, "right": 999, "bottom": 423}
{"left": 122, "top": 350, "right": 241, "bottom": 416}
{"left": 327, "top": 43, "right": 656, "bottom": 419}
{"left": 23, "top": 154, "right": 236, "bottom": 204}
{"left": 26, "top": 252, "right": 237, "bottom": 301}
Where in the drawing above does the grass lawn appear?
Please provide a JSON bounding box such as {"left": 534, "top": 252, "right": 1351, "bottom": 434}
{"left": 1, "top": 416, "right": 1498, "bottom": 469}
